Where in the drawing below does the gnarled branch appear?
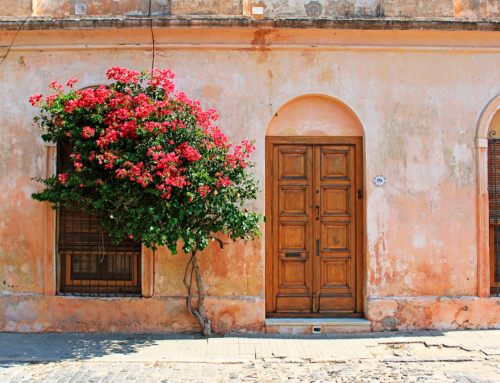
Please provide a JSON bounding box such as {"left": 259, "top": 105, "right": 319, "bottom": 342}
{"left": 210, "top": 237, "right": 229, "bottom": 250}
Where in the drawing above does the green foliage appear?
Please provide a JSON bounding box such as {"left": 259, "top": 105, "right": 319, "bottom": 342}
{"left": 31, "top": 67, "right": 262, "bottom": 253}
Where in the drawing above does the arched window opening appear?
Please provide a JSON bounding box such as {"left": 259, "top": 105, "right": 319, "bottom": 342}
{"left": 487, "top": 109, "right": 500, "bottom": 297}
{"left": 57, "top": 142, "right": 142, "bottom": 296}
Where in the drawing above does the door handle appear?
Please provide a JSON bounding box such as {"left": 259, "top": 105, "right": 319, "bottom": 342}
{"left": 316, "top": 239, "right": 319, "bottom": 256}
{"left": 316, "top": 205, "right": 320, "bottom": 221}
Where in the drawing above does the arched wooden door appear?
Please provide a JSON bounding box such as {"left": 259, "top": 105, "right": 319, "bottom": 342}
{"left": 265, "top": 137, "right": 364, "bottom": 317}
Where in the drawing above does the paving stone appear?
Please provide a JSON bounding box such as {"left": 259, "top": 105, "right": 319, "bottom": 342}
{"left": 0, "top": 331, "right": 499, "bottom": 382}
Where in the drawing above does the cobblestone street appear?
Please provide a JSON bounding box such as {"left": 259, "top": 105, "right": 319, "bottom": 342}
{"left": 0, "top": 330, "right": 499, "bottom": 382}
{"left": 1, "top": 359, "right": 500, "bottom": 383}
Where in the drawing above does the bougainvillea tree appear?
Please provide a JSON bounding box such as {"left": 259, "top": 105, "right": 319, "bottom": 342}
{"left": 30, "top": 67, "right": 262, "bottom": 335}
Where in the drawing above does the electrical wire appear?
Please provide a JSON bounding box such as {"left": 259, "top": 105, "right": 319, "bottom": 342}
{"left": 0, "top": 12, "right": 32, "bottom": 69}
{"left": 0, "top": 0, "right": 49, "bottom": 69}
{"left": 0, "top": 1, "right": 156, "bottom": 71}
{"left": 149, "top": 0, "right": 156, "bottom": 71}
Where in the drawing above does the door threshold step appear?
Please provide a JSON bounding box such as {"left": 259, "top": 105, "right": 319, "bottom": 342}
{"left": 265, "top": 318, "right": 371, "bottom": 334}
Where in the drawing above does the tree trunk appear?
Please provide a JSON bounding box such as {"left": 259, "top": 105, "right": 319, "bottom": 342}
{"left": 183, "top": 249, "right": 212, "bottom": 336}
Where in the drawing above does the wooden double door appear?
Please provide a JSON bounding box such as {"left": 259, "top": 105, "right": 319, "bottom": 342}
{"left": 265, "top": 137, "right": 363, "bottom": 317}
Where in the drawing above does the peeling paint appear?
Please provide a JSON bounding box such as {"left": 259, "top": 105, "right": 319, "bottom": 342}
{"left": 0, "top": 23, "right": 499, "bottom": 333}
{"left": 368, "top": 297, "right": 500, "bottom": 331}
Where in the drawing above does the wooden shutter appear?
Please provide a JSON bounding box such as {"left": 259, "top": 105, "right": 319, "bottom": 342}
{"left": 57, "top": 142, "right": 141, "bottom": 296}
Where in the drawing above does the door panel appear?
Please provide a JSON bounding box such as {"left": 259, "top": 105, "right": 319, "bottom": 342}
{"left": 279, "top": 149, "right": 309, "bottom": 180}
{"left": 277, "top": 296, "right": 310, "bottom": 312}
{"left": 320, "top": 149, "right": 350, "bottom": 180}
{"left": 279, "top": 186, "right": 309, "bottom": 216}
{"left": 279, "top": 223, "right": 308, "bottom": 252}
{"left": 315, "top": 145, "right": 356, "bottom": 313}
{"left": 322, "top": 186, "right": 350, "bottom": 216}
{"left": 267, "top": 138, "right": 363, "bottom": 317}
{"left": 280, "top": 258, "right": 309, "bottom": 288}
{"left": 319, "top": 296, "right": 353, "bottom": 311}
{"left": 273, "top": 145, "right": 314, "bottom": 313}
{"left": 322, "top": 259, "right": 350, "bottom": 287}
{"left": 321, "top": 223, "right": 350, "bottom": 252}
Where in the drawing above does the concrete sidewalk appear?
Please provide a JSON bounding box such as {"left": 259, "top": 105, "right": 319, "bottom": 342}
{"left": 0, "top": 329, "right": 499, "bottom": 363}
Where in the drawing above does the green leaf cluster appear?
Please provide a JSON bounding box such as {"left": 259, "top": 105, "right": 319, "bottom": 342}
{"left": 31, "top": 69, "right": 262, "bottom": 254}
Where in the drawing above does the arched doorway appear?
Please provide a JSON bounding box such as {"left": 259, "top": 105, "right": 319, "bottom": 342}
{"left": 477, "top": 95, "right": 500, "bottom": 298}
{"left": 265, "top": 95, "right": 365, "bottom": 318}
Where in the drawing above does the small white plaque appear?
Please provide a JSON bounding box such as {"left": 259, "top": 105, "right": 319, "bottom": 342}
{"left": 373, "top": 175, "right": 386, "bottom": 187}
{"left": 252, "top": 6, "right": 264, "bottom": 15}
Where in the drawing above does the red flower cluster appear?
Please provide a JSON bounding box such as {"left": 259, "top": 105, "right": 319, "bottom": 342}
{"left": 143, "top": 142, "right": 203, "bottom": 196}
{"left": 30, "top": 67, "right": 257, "bottom": 203}
{"left": 224, "top": 139, "right": 256, "bottom": 169}
{"left": 70, "top": 154, "right": 83, "bottom": 171}
{"left": 148, "top": 69, "right": 175, "bottom": 94}
{"left": 29, "top": 94, "right": 43, "bottom": 106}
{"left": 216, "top": 174, "right": 231, "bottom": 188}
{"left": 116, "top": 161, "right": 153, "bottom": 188}
{"left": 58, "top": 173, "right": 69, "bottom": 184}
{"left": 50, "top": 81, "right": 63, "bottom": 91}
{"left": 82, "top": 127, "right": 95, "bottom": 138}
{"left": 178, "top": 142, "right": 202, "bottom": 162}
{"left": 64, "top": 86, "right": 112, "bottom": 113}
{"left": 66, "top": 78, "right": 78, "bottom": 88}
{"left": 107, "top": 66, "right": 140, "bottom": 84}
{"left": 197, "top": 185, "right": 210, "bottom": 198}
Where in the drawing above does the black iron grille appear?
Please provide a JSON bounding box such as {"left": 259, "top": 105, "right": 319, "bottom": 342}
{"left": 488, "top": 137, "right": 500, "bottom": 297}
{"left": 57, "top": 142, "right": 142, "bottom": 297}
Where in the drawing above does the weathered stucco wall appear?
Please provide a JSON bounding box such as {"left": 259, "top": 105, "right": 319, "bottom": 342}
{"left": 0, "top": 0, "right": 31, "bottom": 17}
{"left": 247, "top": 0, "right": 382, "bottom": 18}
{"left": 455, "top": 0, "right": 500, "bottom": 19}
{"left": 0, "top": 26, "right": 500, "bottom": 332}
{"left": 0, "top": 0, "right": 499, "bottom": 19}
{"left": 384, "top": 0, "right": 454, "bottom": 18}
{"left": 0, "top": 295, "right": 265, "bottom": 332}
{"left": 367, "top": 297, "right": 500, "bottom": 331}
{"left": 33, "top": 0, "right": 171, "bottom": 17}
{"left": 172, "top": 0, "right": 242, "bottom": 16}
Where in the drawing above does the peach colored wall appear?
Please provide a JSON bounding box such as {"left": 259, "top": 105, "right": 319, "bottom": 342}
{"left": 1, "top": 26, "right": 500, "bottom": 332}
{"left": 0, "top": 296, "right": 265, "bottom": 333}
{"left": 455, "top": 0, "right": 500, "bottom": 19}
{"left": 385, "top": 0, "right": 453, "bottom": 17}
{"left": 172, "top": 0, "right": 242, "bottom": 15}
{"left": 367, "top": 297, "right": 500, "bottom": 331}
{"left": 0, "top": 0, "right": 31, "bottom": 17}
{"left": 266, "top": 95, "right": 364, "bottom": 137}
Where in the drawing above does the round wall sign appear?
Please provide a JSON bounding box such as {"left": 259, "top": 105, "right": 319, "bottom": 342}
{"left": 373, "top": 175, "right": 386, "bottom": 187}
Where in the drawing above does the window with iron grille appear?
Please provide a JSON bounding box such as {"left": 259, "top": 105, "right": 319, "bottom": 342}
{"left": 57, "top": 142, "right": 142, "bottom": 297}
{"left": 488, "top": 137, "right": 500, "bottom": 296}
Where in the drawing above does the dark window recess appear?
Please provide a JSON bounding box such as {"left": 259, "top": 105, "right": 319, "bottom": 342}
{"left": 57, "top": 142, "right": 141, "bottom": 296}
{"left": 488, "top": 137, "right": 500, "bottom": 297}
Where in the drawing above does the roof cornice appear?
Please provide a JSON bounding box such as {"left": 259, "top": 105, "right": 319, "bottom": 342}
{"left": 0, "top": 16, "right": 500, "bottom": 32}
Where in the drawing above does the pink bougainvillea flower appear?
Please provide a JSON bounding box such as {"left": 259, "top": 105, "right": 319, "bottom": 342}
{"left": 66, "top": 78, "right": 78, "bottom": 88}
